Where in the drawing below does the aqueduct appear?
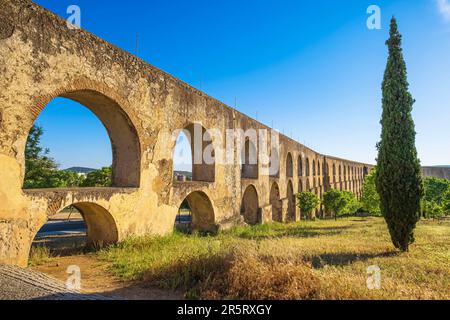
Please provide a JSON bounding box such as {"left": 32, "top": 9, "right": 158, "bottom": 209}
{"left": 0, "top": 0, "right": 372, "bottom": 266}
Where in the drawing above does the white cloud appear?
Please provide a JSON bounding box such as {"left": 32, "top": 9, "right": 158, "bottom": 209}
{"left": 437, "top": 0, "right": 450, "bottom": 21}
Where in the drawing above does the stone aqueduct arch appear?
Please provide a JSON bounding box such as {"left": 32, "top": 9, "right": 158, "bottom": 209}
{"left": 0, "top": 1, "right": 373, "bottom": 266}
{"left": 241, "top": 185, "right": 260, "bottom": 225}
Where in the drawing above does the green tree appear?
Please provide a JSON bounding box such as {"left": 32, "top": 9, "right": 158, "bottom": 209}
{"left": 443, "top": 190, "right": 450, "bottom": 215}
{"left": 375, "top": 17, "right": 423, "bottom": 252}
{"left": 421, "top": 177, "right": 450, "bottom": 218}
{"left": 423, "top": 177, "right": 450, "bottom": 204}
{"left": 323, "top": 190, "right": 347, "bottom": 220}
{"left": 82, "top": 167, "right": 112, "bottom": 187}
{"left": 24, "top": 125, "right": 60, "bottom": 189}
{"left": 54, "top": 170, "right": 85, "bottom": 188}
{"left": 361, "top": 169, "right": 381, "bottom": 216}
{"left": 423, "top": 201, "right": 445, "bottom": 219}
{"left": 342, "top": 191, "right": 361, "bottom": 215}
{"left": 296, "top": 192, "right": 320, "bottom": 220}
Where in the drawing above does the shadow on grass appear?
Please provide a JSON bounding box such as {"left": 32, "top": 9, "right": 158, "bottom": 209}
{"left": 309, "top": 251, "right": 399, "bottom": 269}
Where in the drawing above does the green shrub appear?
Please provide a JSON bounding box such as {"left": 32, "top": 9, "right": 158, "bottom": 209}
{"left": 323, "top": 190, "right": 348, "bottom": 220}
{"left": 296, "top": 192, "right": 320, "bottom": 219}
{"left": 344, "top": 191, "right": 362, "bottom": 215}
{"left": 29, "top": 246, "right": 52, "bottom": 266}
{"left": 443, "top": 190, "right": 450, "bottom": 215}
{"left": 421, "top": 178, "right": 450, "bottom": 218}
{"left": 361, "top": 169, "right": 381, "bottom": 216}
{"left": 423, "top": 201, "right": 445, "bottom": 219}
{"left": 423, "top": 177, "right": 450, "bottom": 205}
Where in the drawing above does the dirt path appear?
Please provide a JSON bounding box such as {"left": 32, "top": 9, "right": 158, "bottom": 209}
{"left": 31, "top": 254, "right": 184, "bottom": 300}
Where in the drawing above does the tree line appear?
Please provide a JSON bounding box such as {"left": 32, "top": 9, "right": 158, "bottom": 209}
{"left": 24, "top": 125, "right": 112, "bottom": 189}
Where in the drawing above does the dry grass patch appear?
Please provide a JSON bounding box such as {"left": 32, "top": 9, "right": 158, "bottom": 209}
{"left": 29, "top": 245, "right": 53, "bottom": 267}
{"left": 201, "top": 249, "right": 320, "bottom": 300}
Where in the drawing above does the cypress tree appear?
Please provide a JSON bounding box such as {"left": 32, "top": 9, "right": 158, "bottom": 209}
{"left": 375, "top": 17, "right": 423, "bottom": 252}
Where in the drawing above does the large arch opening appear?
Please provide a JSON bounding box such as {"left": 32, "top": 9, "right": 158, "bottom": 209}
{"left": 173, "top": 124, "right": 215, "bottom": 182}
{"left": 286, "top": 180, "right": 295, "bottom": 222}
{"left": 241, "top": 139, "right": 258, "bottom": 179}
{"left": 270, "top": 182, "right": 282, "bottom": 222}
{"left": 30, "top": 202, "right": 118, "bottom": 262}
{"left": 286, "top": 153, "right": 293, "bottom": 178}
{"left": 175, "top": 191, "right": 217, "bottom": 233}
{"left": 240, "top": 185, "right": 260, "bottom": 225}
{"left": 24, "top": 92, "right": 141, "bottom": 189}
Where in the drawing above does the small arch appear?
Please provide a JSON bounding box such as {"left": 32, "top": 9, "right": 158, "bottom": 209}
{"left": 178, "top": 191, "right": 216, "bottom": 233}
{"left": 241, "top": 185, "right": 260, "bottom": 225}
{"left": 317, "top": 160, "right": 321, "bottom": 176}
{"left": 270, "top": 182, "right": 282, "bottom": 222}
{"left": 298, "top": 156, "right": 303, "bottom": 177}
{"left": 241, "top": 139, "right": 259, "bottom": 179}
{"left": 325, "top": 163, "right": 330, "bottom": 179}
{"left": 306, "top": 158, "right": 310, "bottom": 177}
{"left": 286, "top": 153, "right": 293, "bottom": 178}
{"left": 286, "top": 180, "right": 295, "bottom": 222}
{"left": 363, "top": 166, "right": 369, "bottom": 177}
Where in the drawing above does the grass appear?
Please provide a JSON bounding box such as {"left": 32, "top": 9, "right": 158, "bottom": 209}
{"left": 97, "top": 217, "right": 450, "bottom": 300}
{"left": 29, "top": 246, "right": 53, "bottom": 267}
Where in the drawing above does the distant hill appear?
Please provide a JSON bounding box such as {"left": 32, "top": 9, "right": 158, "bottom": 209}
{"left": 64, "top": 167, "right": 96, "bottom": 174}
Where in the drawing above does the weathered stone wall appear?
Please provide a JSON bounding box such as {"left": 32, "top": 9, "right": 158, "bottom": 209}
{"left": 0, "top": 0, "right": 372, "bottom": 266}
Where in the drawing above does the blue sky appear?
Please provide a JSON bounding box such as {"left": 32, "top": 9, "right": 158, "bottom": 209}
{"left": 33, "top": 0, "right": 450, "bottom": 169}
